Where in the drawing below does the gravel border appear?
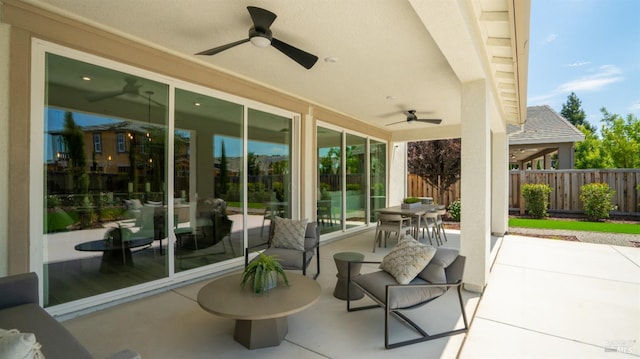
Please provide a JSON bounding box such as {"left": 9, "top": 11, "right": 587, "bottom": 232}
{"left": 508, "top": 227, "right": 640, "bottom": 248}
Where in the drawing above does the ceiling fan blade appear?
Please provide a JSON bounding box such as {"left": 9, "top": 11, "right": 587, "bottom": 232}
{"left": 86, "top": 89, "right": 125, "bottom": 102}
{"left": 271, "top": 38, "right": 318, "bottom": 69}
{"left": 415, "top": 119, "right": 442, "bottom": 124}
{"left": 247, "top": 6, "right": 277, "bottom": 31}
{"left": 385, "top": 120, "right": 408, "bottom": 126}
{"left": 196, "top": 38, "right": 250, "bottom": 56}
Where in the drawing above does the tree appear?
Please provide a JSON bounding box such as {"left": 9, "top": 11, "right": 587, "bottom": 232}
{"left": 561, "top": 92, "right": 596, "bottom": 133}
{"left": 62, "top": 112, "right": 89, "bottom": 204}
{"left": 574, "top": 125, "right": 612, "bottom": 169}
{"left": 217, "top": 140, "right": 229, "bottom": 196}
{"left": 600, "top": 108, "right": 640, "bottom": 168}
{"left": 407, "top": 139, "right": 461, "bottom": 203}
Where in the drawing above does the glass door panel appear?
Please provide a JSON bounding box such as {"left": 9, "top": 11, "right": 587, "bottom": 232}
{"left": 317, "top": 127, "right": 343, "bottom": 234}
{"left": 246, "top": 109, "right": 292, "bottom": 252}
{"left": 174, "top": 88, "right": 243, "bottom": 272}
{"left": 345, "top": 134, "right": 366, "bottom": 229}
{"left": 43, "top": 53, "right": 168, "bottom": 306}
{"left": 370, "top": 140, "right": 387, "bottom": 222}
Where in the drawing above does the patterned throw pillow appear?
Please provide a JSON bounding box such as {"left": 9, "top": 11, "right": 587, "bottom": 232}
{"left": 271, "top": 217, "right": 307, "bottom": 251}
{"left": 379, "top": 236, "right": 437, "bottom": 284}
{"left": 0, "top": 328, "right": 44, "bottom": 359}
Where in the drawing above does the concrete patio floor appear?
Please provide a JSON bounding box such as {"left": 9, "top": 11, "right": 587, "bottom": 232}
{"left": 61, "top": 228, "right": 640, "bottom": 358}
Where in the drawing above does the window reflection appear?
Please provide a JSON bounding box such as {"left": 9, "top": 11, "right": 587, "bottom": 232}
{"left": 317, "top": 127, "right": 343, "bottom": 234}
{"left": 173, "top": 88, "right": 243, "bottom": 271}
{"left": 44, "top": 53, "right": 168, "bottom": 306}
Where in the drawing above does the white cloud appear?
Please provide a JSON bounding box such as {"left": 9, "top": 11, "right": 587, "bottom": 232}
{"left": 528, "top": 65, "right": 624, "bottom": 106}
{"left": 567, "top": 61, "right": 591, "bottom": 67}
{"left": 544, "top": 34, "right": 558, "bottom": 44}
{"left": 557, "top": 65, "right": 623, "bottom": 92}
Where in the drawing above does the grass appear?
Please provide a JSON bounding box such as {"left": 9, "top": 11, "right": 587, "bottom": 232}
{"left": 509, "top": 218, "right": 640, "bottom": 235}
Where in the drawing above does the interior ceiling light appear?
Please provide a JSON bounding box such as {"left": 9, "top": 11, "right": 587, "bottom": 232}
{"left": 194, "top": 102, "right": 201, "bottom": 107}
{"left": 82, "top": 76, "right": 91, "bottom": 81}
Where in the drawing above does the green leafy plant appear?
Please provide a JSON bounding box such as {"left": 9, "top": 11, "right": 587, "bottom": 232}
{"left": 580, "top": 183, "right": 615, "bottom": 221}
{"left": 448, "top": 199, "right": 461, "bottom": 221}
{"left": 403, "top": 196, "right": 420, "bottom": 204}
{"left": 241, "top": 253, "right": 290, "bottom": 293}
{"left": 521, "top": 184, "right": 551, "bottom": 218}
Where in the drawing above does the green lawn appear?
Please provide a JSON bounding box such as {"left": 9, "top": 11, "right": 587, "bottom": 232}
{"left": 509, "top": 218, "right": 640, "bottom": 235}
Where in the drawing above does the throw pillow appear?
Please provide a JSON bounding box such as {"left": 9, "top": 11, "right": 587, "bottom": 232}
{"left": 379, "top": 236, "right": 437, "bottom": 284}
{"left": 418, "top": 247, "right": 460, "bottom": 283}
{"left": 0, "top": 328, "right": 44, "bottom": 359}
{"left": 271, "top": 217, "right": 307, "bottom": 251}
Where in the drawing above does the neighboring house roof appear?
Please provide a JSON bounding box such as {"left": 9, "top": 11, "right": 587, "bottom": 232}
{"left": 508, "top": 105, "right": 585, "bottom": 145}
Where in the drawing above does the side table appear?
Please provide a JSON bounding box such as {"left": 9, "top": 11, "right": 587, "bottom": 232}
{"left": 333, "top": 251, "right": 365, "bottom": 300}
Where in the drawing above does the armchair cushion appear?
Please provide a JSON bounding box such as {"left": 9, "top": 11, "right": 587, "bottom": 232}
{"left": 418, "top": 247, "right": 459, "bottom": 285}
{"left": 379, "top": 236, "right": 436, "bottom": 284}
{"left": 271, "top": 217, "right": 307, "bottom": 251}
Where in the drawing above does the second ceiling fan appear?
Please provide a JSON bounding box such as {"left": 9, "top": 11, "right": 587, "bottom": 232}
{"left": 386, "top": 110, "right": 442, "bottom": 126}
{"left": 195, "top": 6, "right": 318, "bottom": 70}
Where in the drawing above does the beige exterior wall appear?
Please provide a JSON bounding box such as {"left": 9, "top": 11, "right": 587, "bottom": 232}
{"left": 0, "top": 1, "right": 391, "bottom": 274}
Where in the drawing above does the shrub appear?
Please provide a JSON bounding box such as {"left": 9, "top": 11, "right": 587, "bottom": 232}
{"left": 521, "top": 184, "right": 551, "bottom": 218}
{"left": 403, "top": 196, "right": 420, "bottom": 204}
{"left": 580, "top": 183, "right": 615, "bottom": 221}
{"left": 448, "top": 199, "right": 461, "bottom": 221}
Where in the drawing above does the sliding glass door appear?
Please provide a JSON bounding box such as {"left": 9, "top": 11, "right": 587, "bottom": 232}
{"left": 317, "top": 125, "right": 386, "bottom": 235}
{"left": 173, "top": 88, "right": 243, "bottom": 272}
{"left": 43, "top": 53, "right": 169, "bottom": 306}
{"left": 36, "top": 44, "right": 299, "bottom": 310}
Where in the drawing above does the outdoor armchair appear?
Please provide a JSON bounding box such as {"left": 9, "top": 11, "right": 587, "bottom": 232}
{"left": 246, "top": 219, "right": 320, "bottom": 279}
{"left": 347, "top": 247, "right": 468, "bottom": 349}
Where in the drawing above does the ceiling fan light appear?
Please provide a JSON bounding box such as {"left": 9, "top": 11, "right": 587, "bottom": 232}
{"left": 250, "top": 35, "right": 271, "bottom": 48}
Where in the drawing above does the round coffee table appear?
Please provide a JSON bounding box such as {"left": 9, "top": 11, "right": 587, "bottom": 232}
{"left": 197, "top": 272, "right": 321, "bottom": 349}
{"left": 333, "top": 251, "right": 365, "bottom": 300}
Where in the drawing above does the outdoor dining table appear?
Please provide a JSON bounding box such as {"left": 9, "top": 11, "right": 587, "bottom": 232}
{"left": 376, "top": 204, "right": 439, "bottom": 240}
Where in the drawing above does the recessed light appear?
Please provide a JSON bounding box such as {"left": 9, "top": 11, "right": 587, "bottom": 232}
{"left": 194, "top": 102, "right": 201, "bottom": 107}
{"left": 324, "top": 57, "right": 338, "bottom": 63}
{"left": 82, "top": 76, "right": 91, "bottom": 81}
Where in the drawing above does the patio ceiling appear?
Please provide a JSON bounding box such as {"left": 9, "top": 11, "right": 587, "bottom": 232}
{"left": 25, "top": 0, "right": 529, "bottom": 138}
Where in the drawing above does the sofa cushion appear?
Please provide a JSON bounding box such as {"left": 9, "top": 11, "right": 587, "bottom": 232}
{"left": 418, "top": 247, "right": 460, "bottom": 284}
{"left": 379, "top": 236, "right": 436, "bottom": 284}
{"left": 271, "top": 217, "right": 307, "bottom": 251}
{"left": 0, "top": 304, "right": 93, "bottom": 359}
{"left": 0, "top": 328, "right": 44, "bottom": 359}
{"left": 352, "top": 271, "right": 446, "bottom": 310}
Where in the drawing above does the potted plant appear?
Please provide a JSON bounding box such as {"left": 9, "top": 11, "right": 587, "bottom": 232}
{"left": 241, "top": 253, "right": 290, "bottom": 293}
{"left": 401, "top": 196, "right": 422, "bottom": 209}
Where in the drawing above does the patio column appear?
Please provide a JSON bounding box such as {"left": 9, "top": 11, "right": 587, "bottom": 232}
{"left": 460, "top": 79, "right": 491, "bottom": 293}
{"left": 492, "top": 131, "right": 508, "bottom": 236}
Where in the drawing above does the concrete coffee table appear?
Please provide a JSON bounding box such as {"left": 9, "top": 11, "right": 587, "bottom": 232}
{"left": 197, "top": 272, "right": 321, "bottom": 349}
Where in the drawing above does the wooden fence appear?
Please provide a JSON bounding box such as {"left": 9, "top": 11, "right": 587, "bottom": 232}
{"left": 408, "top": 169, "right": 640, "bottom": 216}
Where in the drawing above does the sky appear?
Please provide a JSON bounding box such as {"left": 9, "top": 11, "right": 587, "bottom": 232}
{"left": 527, "top": 0, "right": 640, "bottom": 132}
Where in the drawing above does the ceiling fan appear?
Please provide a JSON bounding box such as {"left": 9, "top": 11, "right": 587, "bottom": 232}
{"left": 386, "top": 110, "right": 442, "bottom": 126}
{"left": 195, "top": 6, "right": 318, "bottom": 70}
{"left": 85, "top": 77, "right": 164, "bottom": 106}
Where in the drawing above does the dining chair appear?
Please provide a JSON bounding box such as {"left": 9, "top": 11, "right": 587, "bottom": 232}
{"left": 417, "top": 211, "right": 440, "bottom": 246}
{"left": 435, "top": 206, "right": 448, "bottom": 243}
{"left": 373, "top": 213, "right": 412, "bottom": 252}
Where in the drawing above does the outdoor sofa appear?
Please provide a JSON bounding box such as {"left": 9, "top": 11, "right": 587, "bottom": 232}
{"left": 0, "top": 272, "right": 140, "bottom": 359}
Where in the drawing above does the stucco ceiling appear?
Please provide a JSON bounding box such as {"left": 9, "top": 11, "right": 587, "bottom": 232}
{"left": 26, "top": 0, "right": 528, "bottom": 137}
